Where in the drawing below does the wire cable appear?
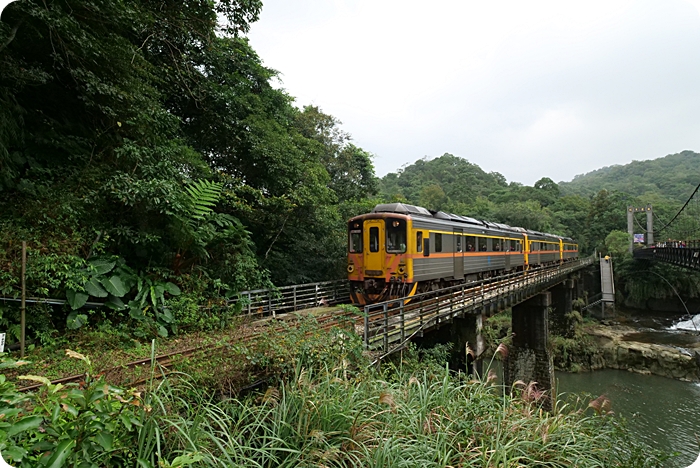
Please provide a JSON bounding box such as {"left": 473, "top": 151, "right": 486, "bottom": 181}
{"left": 655, "top": 181, "right": 700, "bottom": 235}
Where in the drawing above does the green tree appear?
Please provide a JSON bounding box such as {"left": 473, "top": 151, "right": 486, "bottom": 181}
{"left": 584, "top": 190, "right": 629, "bottom": 253}
{"left": 533, "top": 177, "right": 560, "bottom": 207}
{"left": 419, "top": 184, "right": 447, "bottom": 211}
{"left": 604, "top": 230, "right": 631, "bottom": 256}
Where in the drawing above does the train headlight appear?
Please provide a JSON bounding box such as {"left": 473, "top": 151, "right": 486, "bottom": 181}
{"left": 397, "top": 265, "right": 406, "bottom": 275}
{"left": 347, "top": 264, "right": 355, "bottom": 273}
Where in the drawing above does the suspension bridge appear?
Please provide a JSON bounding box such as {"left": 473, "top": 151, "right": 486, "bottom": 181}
{"left": 632, "top": 181, "right": 700, "bottom": 270}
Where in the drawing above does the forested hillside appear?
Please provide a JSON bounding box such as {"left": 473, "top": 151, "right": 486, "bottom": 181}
{"left": 379, "top": 153, "right": 636, "bottom": 253}
{"left": 379, "top": 152, "right": 700, "bottom": 308}
{"left": 0, "top": 0, "right": 378, "bottom": 340}
{"left": 379, "top": 151, "right": 700, "bottom": 248}
{"left": 559, "top": 150, "right": 700, "bottom": 203}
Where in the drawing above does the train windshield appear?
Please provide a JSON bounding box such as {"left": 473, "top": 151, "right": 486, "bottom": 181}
{"left": 349, "top": 230, "right": 362, "bottom": 253}
{"left": 348, "top": 221, "right": 363, "bottom": 253}
{"left": 386, "top": 218, "right": 406, "bottom": 253}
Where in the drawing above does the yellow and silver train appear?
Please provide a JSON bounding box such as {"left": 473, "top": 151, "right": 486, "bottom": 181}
{"left": 347, "top": 203, "right": 578, "bottom": 304}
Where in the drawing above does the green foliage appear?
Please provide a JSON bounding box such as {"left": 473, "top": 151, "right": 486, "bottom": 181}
{"left": 379, "top": 153, "right": 508, "bottom": 209}
{"left": 615, "top": 257, "right": 700, "bottom": 304}
{"left": 560, "top": 150, "right": 700, "bottom": 203}
{"left": 0, "top": 351, "right": 146, "bottom": 467}
{"left": 0, "top": 322, "right": 673, "bottom": 468}
{"left": 550, "top": 333, "right": 601, "bottom": 373}
{"left": 0, "top": 0, "right": 385, "bottom": 346}
{"left": 153, "top": 356, "right": 668, "bottom": 467}
{"left": 605, "top": 230, "right": 632, "bottom": 256}
{"left": 184, "top": 180, "right": 224, "bottom": 222}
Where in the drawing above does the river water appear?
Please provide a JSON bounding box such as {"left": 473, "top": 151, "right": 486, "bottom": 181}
{"left": 557, "top": 370, "right": 700, "bottom": 467}
{"left": 556, "top": 310, "right": 700, "bottom": 468}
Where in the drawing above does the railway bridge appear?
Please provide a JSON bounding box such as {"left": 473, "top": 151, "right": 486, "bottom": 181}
{"left": 362, "top": 259, "right": 593, "bottom": 410}
{"left": 233, "top": 258, "right": 595, "bottom": 410}
{"left": 11, "top": 259, "right": 597, "bottom": 404}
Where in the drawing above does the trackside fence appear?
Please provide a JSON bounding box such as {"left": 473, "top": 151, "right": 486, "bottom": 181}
{"left": 0, "top": 280, "right": 350, "bottom": 321}
{"left": 230, "top": 279, "right": 350, "bottom": 319}
{"left": 363, "top": 258, "right": 593, "bottom": 356}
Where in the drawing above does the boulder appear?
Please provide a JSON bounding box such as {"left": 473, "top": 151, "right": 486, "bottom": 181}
{"left": 585, "top": 324, "right": 700, "bottom": 381}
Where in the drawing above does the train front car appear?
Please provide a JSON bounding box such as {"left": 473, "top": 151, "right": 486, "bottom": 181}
{"left": 347, "top": 204, "right": 420, "bottom": 305}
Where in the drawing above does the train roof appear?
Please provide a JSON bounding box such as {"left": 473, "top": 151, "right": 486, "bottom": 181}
{"left": 372, "top": 203, "right": 433, "bottom": 217}
{"left": 372, "top": 203, "right": 511, "bottom": 231}
{"left": 370, "top": 203, "right": 576, "bottom": 242}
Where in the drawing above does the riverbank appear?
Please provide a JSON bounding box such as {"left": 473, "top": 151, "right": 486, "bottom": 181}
{"left": 585, "top": 323, "right": 700, "bottom": 381}
{"left": 484, "top": 310, "right": 700, "bottom": 382}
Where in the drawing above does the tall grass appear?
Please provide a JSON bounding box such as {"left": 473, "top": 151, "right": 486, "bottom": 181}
{"left": 144, "top": 355, "right": 667, "bottom": 468}
{"left": 1, "top": 319, "right": 669, "bottom": 467}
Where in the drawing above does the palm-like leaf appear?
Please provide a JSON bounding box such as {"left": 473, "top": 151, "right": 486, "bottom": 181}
{"left": 185, "top": 179, "right": 223, "bottom": 222}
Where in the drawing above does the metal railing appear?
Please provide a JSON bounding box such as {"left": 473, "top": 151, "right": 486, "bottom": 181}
{"left": 230, "top": 279, "right": 349, "bottom": 319}
{"left": 363, "top": 259, "right": 593, "bottom": 355}
{"left": 637, "top": 247, "right": 700, "bottom": 271}
{"left": 0, "top": 279, "right": 351, "bottom": 319}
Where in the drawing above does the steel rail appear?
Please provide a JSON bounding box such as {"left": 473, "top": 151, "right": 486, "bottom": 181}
{"left": 16, "top": 308, "right": 357, "bottom": 392}
{"left": 363, "top": 259, "right": 593, "bottom": 354}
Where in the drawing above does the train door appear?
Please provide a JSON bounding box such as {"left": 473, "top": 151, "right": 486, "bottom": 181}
{"left": 364, "top": 219, "right": 384, "bottom": 275}
{"left": 453, "top": 228, "right": 464, "bottom": 279}
{"left": 559, "top": 239, "right": 564, "bottom": 263}
{"left": 523, "top": 234, "right": 530, "bottom": 270}
{"left": 505, "top": 238, "right": 511, "bottom": 270}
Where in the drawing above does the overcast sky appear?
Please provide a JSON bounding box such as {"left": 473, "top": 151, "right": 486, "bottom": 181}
{"left": 247, "top": 0, "right": 700, "bottom": 186}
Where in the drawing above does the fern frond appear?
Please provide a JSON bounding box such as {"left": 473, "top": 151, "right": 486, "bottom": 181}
{"left": 185, "top": 179, "right": 223, "bottom": 221}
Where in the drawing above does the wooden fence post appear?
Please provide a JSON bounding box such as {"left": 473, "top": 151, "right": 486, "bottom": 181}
{"left": 21, "top": 241, "right": 26, "bottom": 358}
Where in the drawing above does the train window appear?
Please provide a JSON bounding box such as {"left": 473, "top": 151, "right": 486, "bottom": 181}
{"left": 493, "top": 239, "right": 502, "bottom": 251}
{"left": 508, "top": 240, "right": 515, "bottom": 251}
{"left": 417, "top": 232, "right": 423, "bottom": 252}
{"left": 478, "top": 237, "right": 487, "bottom": 251}
{"left": 516, "top": 240, "right": 522, "bottom": 252}
{"left": 369, "top": 227, "right": 379, "bottom": 252}
{"left": 386, "top": 219, "right": 406, "bottom": 253}
{"left": 466, "top": 236, "right": 476, "bottom": 252}
{"left": 456, "top": 236, "right": 462, "bottom": 252}
{"left": 349, "top": 230, "right": 362, "bottom": 253}
{"left": 435, "top": 233, "right": 443, "bottom": 252}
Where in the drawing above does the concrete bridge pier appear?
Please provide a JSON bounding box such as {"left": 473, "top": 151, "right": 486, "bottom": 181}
{"left": 414, "top": 312, "right": 486, "bottom": 377}
{"left": 574, "top": 276, "right": 584, "bottom": 304}
{"left": 550, "top": 279, "right": 575, "bottom": 338}
{"left": 505, "top": 292, "right": 555, "bottom": 411}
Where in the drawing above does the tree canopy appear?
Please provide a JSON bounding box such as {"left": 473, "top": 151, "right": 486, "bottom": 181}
{"left": 0, "top": 0, "right": 379, "bottom": 340}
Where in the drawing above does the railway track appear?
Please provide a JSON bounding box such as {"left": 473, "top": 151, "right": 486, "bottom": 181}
{"left": 15, "top": 263, "right": 589, "bottom": 392}
{"left": 17, "top": 307, "right": 358, "bottom": 392}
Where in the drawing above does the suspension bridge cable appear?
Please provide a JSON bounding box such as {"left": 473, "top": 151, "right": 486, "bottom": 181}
{"left": 654, "top": 181, "right": 700, "bottom": 235}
